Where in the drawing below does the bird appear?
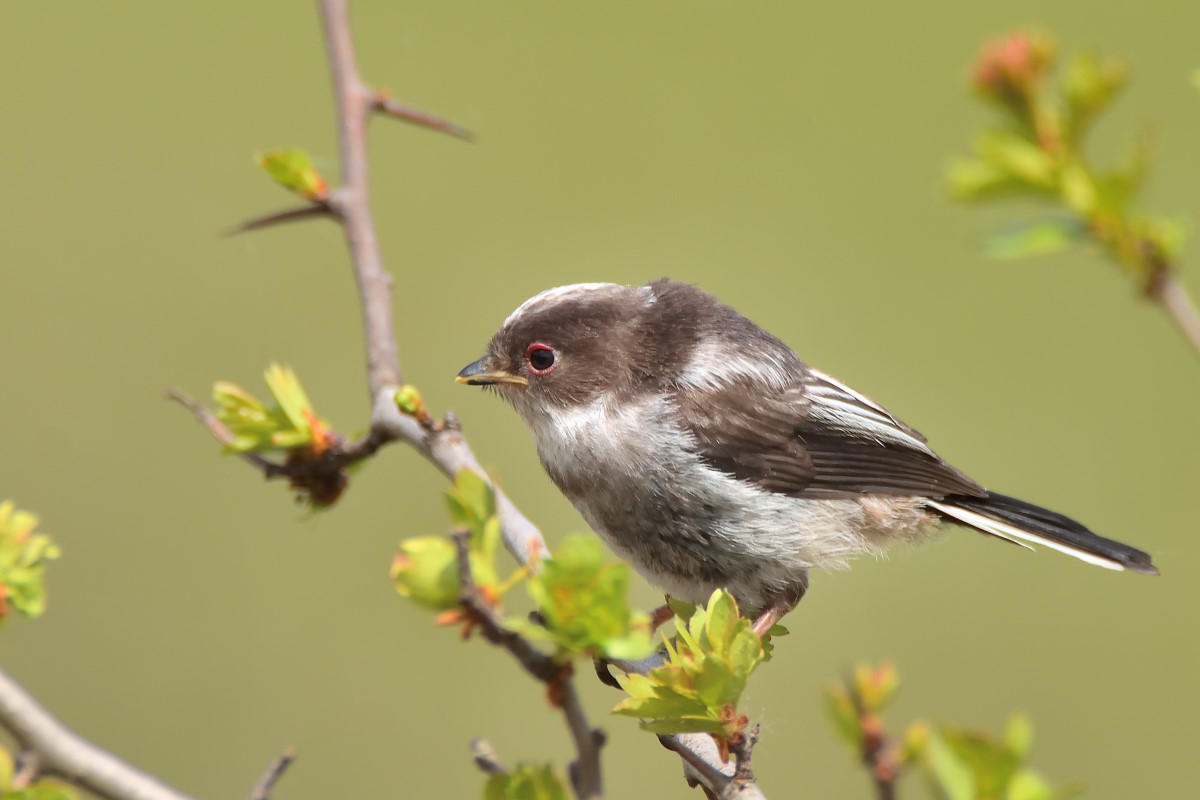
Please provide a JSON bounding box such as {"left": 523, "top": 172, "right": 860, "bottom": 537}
{"left": 456, "top": 279, "right": 1158, "bottom": 633}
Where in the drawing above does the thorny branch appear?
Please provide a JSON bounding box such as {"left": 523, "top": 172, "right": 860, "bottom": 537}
{"left": 450, "top": 531, "right": 604, "bottom": 800}
{"left": 3, "top": 2, "right": 765, "bottom": 800}
{"left": 180, "top": 0, "right": 547, "bottom": 567}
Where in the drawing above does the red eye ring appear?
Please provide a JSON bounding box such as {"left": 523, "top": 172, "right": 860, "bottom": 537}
{"left": 524, "top": 343, "right": 558, "bottom": 375}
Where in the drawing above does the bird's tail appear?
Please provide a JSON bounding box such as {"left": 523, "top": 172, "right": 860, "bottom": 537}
{"left": 927, "top": 491, "right": 1158, "bottom": 575}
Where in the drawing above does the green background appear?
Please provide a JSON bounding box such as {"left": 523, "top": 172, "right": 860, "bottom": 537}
{"left": 3, "top": 1, "right": 1198, "bottom": 797}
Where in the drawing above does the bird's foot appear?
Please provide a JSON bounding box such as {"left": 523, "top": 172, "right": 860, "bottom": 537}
{"left": 751, "top": 584, "right": 806, "bottom": 638}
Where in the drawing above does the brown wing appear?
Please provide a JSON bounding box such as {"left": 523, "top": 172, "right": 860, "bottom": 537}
{"left": 674, "top": 368, "right": 985, "bottom": 499}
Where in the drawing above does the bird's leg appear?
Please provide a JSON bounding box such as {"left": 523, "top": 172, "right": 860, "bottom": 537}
{"left": 649, "top": 597, "right": 676, "bottom": 633}
{"left": 751, "top": 583, "right": 806, "bottom": 638}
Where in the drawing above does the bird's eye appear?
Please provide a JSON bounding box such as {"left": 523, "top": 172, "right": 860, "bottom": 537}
{"left": 525, "top": 343, "right": 557, "bottom": 375}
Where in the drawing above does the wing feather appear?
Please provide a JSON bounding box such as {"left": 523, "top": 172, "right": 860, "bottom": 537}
{"left": 673, "top": 367, "right": 984, "bottom": 499}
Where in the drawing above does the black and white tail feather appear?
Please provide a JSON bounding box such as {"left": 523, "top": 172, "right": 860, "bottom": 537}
{"left": 929, "top": 492, "right": 1159, "bottom": 575}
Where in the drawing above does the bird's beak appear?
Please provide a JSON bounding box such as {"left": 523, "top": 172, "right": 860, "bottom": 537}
{"left": 456, "top": 356, "right": 529, "bottom": 387}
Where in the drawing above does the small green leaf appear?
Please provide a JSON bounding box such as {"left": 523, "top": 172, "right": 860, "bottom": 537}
{"left": 976, "top": 129, "right": 1056, "bottom": 188}
{"left": 446, "top": 470, "right": 497, "bottom": 542}
{"left": 0, "top": 501, "right": 61, "bottom": 623}
{"left": 1063, "top": 51, "right": 1127, "bottom": 141}
{"left": 1006, "top": 713, "right": 1033, "bottom": 759}
{"left": 390, "top": 537, "right": 460, "bottom": 611}
{"left": 703, "top": 589, "right": 738, "bottom": 652}
{"left": 1007, "top": 769, "right": 1056, "bottom": 800}
{"left": 694, "top": 652, "right": 735, "bottom": 708}
{"left": 635, "top": 716, "right": 728, "bottom": 736}
{"left": 940, "top": 726, "right": 1021, "bottom": 798}
{"left": 0, "top": 745, "right": 12, "bottom": 789}
{"left": 256, "top": 148, "right": 329, "bottom": 201}
{"left": 393, "top": 384, "right": 430, "bottom": 423}
{"left": 983, "top": 217, "right": 1087, "bottom": 259}
{"left": 212, "top": 365, "right": 329, "bottom": 457}
{"left": 667, "top": 597, "right": 697, "bottom": 620}
{"left": 727, "top": 628, "right": 764, "bottom": 675}
{"left": 1058, "top": 161, "right": 1097, "bottom": 215}
{"left": 926, "top": 732, "right": 976, "bottom": 800}
{"left": 823, "top": 686, "right": 861, "bottom": 748}
{"left": 483, "top": 763, "right": 567, "bottom": 800}
{"left": 523, "top": 535, "right": 653, "bottom": 661}
{"left": 21, "top": 784, "right": 78, "bottom": 800}
{"left": 947, "top": 157, "right": 1033, "bottom": 201}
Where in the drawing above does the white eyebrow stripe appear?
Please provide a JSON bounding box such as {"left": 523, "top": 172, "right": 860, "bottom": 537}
{"left": 502, "top": 283, "right": 625, "bottom": 327}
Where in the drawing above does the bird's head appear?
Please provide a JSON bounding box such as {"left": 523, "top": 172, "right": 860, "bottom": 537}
{"left": 456, "top": 282, "right": 663, "bottom": 421}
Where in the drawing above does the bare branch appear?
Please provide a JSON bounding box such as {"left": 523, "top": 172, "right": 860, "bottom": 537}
{"left": 317, "top": 0, "right": 402, "bottom": 397}
{"left": 166, "top": 390, "right": 277, "bottom": 474}
{"left": 0, "top": 666, "right": 196, "bottom": 800}
{"left": 223, "top": 203, "right": 334, "bottom": 237}
{"left": 247, "top": 749, "right": 297, "bottom": 800}
{"left": 658, "top": 735, "right": 730, "bottom": 795}
{"left": 373, "top": 91, "right": 475, "bottom": 141}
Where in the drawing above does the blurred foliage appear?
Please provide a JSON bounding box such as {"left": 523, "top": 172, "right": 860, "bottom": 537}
{"left": 826, "top": 663, "right": 1077, "bottom": 799}
{"left": 948, "top": 30, "right": 1186, "bottom": 292}
{"left": 516, "top": 536, "right": 654, "bottom": 662}
{"left": 255, "top": 148, "right": 329, "bottom": 202}
{"left": 0, "top": 501, "right": 59, "bottom": 623}
{"left": 0, "top": 745, "right": 77, "bottom": 800}
{"left": 482, "top": 763, "right": 567, "bottom": 800}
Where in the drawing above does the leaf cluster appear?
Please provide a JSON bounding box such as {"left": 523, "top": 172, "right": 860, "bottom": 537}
{"left": 390, "top": 470, "right": 510, "bottom": 612}
{"left": 213, "top": 364, "right": 330, "bottom": 456}
{"left": 925, "top": 716, "right": 1076, "bottom": 800}
{"left": 515, "top": 536, "right": 653, "bottom": 661}
{"left": 482, "top": 764, "right": 567, "bottom": 800}
{"left": 948, "top": 30, "right": 1185, "bottom": 286}
{"left": 825, "top": 663, "right": 1075, "bottom": 800}
{"left": 0, "top": 501, "right": 59, "bottom": 623}
{"left": 613, "top": 590, "right": 764, "bottom": 755}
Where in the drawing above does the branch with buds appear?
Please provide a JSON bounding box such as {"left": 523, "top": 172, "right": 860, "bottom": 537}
{"left": 950, "top": 29, "right": 1200, "bottom": 360}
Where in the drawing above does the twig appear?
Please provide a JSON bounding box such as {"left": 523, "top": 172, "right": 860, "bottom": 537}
{"left": 470, "top": 738, "right": 507, "bottom": 777}
{"left": 1148, "top": 269, "right": 1200, "bottom": 360}
{"left": 11, "top": 749, "right": 41, "bottom": 789}
{"left": 0, "top": 665, "right": 196, "bottom": 800}
{"left": 451, "top": 531, "right": 603, "bottom": 800}
{"left": 247, "top": 749, "right": 297, "bottom": 800}
{"left": 847, "top": 680, "right": 898, "bottom": 800}
{"left": 168, "top": 389, "right": 384, "bottom": 481}
{"left": 657, "top": 735, "right": 730, "bottom": 795}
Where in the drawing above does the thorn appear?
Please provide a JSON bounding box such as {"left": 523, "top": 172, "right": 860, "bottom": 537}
{"left": 223, "top": 203, "right": 335, "bottom": 237}
{"left": 372, "top": 91, "right": 475, "bottom": 142}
